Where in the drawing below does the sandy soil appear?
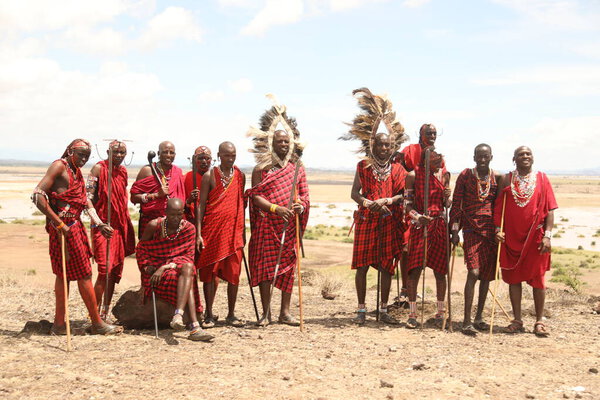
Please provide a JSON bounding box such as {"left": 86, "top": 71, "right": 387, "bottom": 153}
{"left": 1, "top": 223, "right": 599, "bottom": 400}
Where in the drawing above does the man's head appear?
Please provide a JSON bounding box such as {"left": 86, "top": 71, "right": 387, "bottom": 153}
{"left": 165, "top": 198, "right": 184, "bottom": 226}
{"left": 513, "top": 146, "right": 534, "bottom": 170}
{"left": 108, "top": 140, "right": 127, "bottom": 167}
{"left": 62, "top": 139, "right": 91, "bottom": 168}
{"left": 193, "top": 146, "right": 212, "bottom": 174}
{"left": 272, "top": 130, "right": 290, "bottom": 160}
{"left": 158, "top": 141, "right": 176, "bottom": 167}
{"left": 218, "top": 141, "right": 236, "bottom": 170}
{"left": 372, "top": 132, "right": 392, "bottom": 162}
{"left": 419, "top": 124, "right": 437, "bottom": 146}
{"left": 473, "top": 143, "right": 492, "bottom": 170}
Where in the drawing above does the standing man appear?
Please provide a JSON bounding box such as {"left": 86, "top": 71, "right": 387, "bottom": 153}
{"left": 449, "top": 144, "right": 501, "bottom": 334}
{"left": 136, "top": 198, "right": 212, "bottom": 341}
{"left": 196, "top": 142, "right": 246, "bottom": 328}
{"left": 246, "top": 98, "right": 309, "bottom": 327}
{"left": 495, "top": 146, "right": 557, "bottom": 337}
{"left": 87, "top": 140, "right": 136, "bottom": 321}
{"left": 32, "top": 139, "right": 122, "bottom": 335}
{"left": 341, "top": 88, "right": 409, "bottom": 325}
{"left": 184, "top": 145, "right": 212, "bottom": 223}
{"left": 404, "top": 149, "right": 451, "bottom": 329}
{"left": 131, "top": 141, "right": 185, "bottom": 238}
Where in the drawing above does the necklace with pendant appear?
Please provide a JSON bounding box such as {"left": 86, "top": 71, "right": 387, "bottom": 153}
{"left": 511, "top": 170, "right": 537, "bottom": 207}
{"left": 473, "top": 168, "right": 492, "bottom": 202}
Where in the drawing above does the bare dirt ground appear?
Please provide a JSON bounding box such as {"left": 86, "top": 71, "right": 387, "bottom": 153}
{"left": 1, "top": 223, "right": 599, "bottom": 400}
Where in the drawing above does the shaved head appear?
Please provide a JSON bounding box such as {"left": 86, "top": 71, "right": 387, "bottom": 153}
{"left": 166, "top": 197, "right": 184, "bottom": 212}
{"left": 514, "top": 145, "right": 532, "bottom": 157}
{"left": 159, "top": 141, "right": 175, "bottom": 152}
{"left": 218, "top": 141, "right": 235, "bottom": 153}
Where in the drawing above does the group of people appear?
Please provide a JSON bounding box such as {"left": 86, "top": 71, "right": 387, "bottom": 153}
{"left": 31, "top": 89, "right": 557, "bottom": 342}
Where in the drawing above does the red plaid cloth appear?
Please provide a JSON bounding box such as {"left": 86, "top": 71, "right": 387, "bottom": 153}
{"left": 246, "top": 163, "right": 309, "bottom": 293}
{"left": 407, "top": 166, "right": 448, "bottom": 274}
{"left": 183, "top": 170, "right": 206, "bottom": 222}
{"left": 449, "top": 168, "right": 498, "bottom": 280}
{"left": 130, "top": 164, "right": 185, "bottom": 238}
{"left": 45, "top": 159, "right": 92, "bottom": 281}
{"left": 352, "top": 160, "right": 406, "bottom": 274}
{"left": 136, "top": 218, "right": 201, "bottom": 312}
{"left": 197, "top": 167, "right": 245, "bottom": 284}
{"left": 92, "top": 160, "right": 136, "bottom": 281}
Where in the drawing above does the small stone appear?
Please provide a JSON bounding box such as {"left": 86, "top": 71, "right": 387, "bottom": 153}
{"left": 526, "top": 394, "right": 535, "bottom": 399}
{"left": 389, "top": 346, "right": 397, "bottom": 352}
{"left": 574, "top": 394, "right": 582, "bottom": 399}
{"left": 412, "top": 362, "right": 426, "bottom": 370}
{"left": 258, "top": 335, "right": 263, "bottom": 340}
{"left": 563, "top": 393, "right": 570, "bottom": 399}
{"left": 380, "top": 379, "right": 394, "bottom": 388}
{"left": 282, "top": 376, "right": 290, "bottom": 381}
{"left": 386, "top": 394, "right": 394, "bottom": 400}
{"left": 589, "top": 367, "right": 598, "bottom": 374}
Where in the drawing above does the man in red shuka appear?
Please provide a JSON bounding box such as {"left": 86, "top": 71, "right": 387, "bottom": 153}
{"left": 32, "top": 139, "right": 122, "bottom": 335}
{"left": 87, "top": 140, "right": 136, "bottom": 321}
{"left": 495, "top": 146, "right": 557, "bottom": 337}
{"left": 196, "top": 142, "right": 246, "bottom": 328}
{"left": 184, "top": 145, "right": 212, "bottom": 223}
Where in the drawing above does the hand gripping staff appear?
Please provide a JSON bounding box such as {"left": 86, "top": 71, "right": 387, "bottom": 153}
{"left": 420, "top": 147, "right": 431, "bottom": 329}
{"left": 267, "top": 162, "right": 302, "bottom": 319}
{"left": 147, "top": 151, "right": 161, "bottom": 338}
{"left": 489, "top": 192, "right": 507, "bottom": 342}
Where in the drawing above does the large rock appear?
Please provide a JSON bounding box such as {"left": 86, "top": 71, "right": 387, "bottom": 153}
{"left": 112, "top": 287, "right": 192, "bottom": 329}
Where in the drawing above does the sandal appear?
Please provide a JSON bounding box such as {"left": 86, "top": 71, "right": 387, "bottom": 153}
{"left": 201, "top": 316, "right": 216, "bottom": 329}
{"left": 505, "top": 319, "right": 524, "bottom": 334}
{"left": 380, "top": 312, "right": 400, "bottom": 325}
{"left": 533, "top": 321, "right": 550, "bottom": 337}
{"left": 50, "top": 324, "right": 71, "bottom": 336}
{"left": 473, "top": 320, "right": 490, "bottom": 331}
{"left": 188, "top": 328, "right": 215, "bottom": 342}
{"left": 406, "top": 316, "right": 419, "bottom": 329}
{"left": 256, "top": 314, "right": 271, "bottom": 327}
{"left": 90, "top": 323, "right": 123, "bottom": 335}
{"left": 278, "top": 314, "right": 300, "bottom": 326}
{"left": 352, "top": 309, "right": 366, "bottom": 325}
{"left": 170, "top": 313, "right": 186, "bottom": 331}
{"left": 462, "top": 324, "right": 478, "bottom": 336}
{"left": 225, "top": 316, "right": 246, "bottom": 328}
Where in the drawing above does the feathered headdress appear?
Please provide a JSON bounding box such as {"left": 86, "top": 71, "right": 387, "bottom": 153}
{"left": 340, "top": 87, "right": 408, "bottom": 166}
{"left": 247, "top": 94, "right": 304, "bottom": 169}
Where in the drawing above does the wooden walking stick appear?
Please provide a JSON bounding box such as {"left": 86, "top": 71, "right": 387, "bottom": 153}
{"left": 267, "top": 162, "right": 302, "bottom": 317}
{"left": 151, "top": 289, "right": 159, "bottom": 339}
{"left": 295, "top": 203, "right": 305, "bottom": 331}
{"left": 442, "top": 243, "right": 457, "bottom": 332}
{"left": 60, "top": 233, "right": 72, "bottom": 352}
{"left": 376, "top": 213, "right": 383, "bottom": 322}
{"left": 489, "top": 193, "right": 507, "bottom": 342}
{"left": 241, "top": 251, "right": 260, "bottom": 323}
{"left": 102, "top": 143, "right": 114, "bottom": 318}
{"left": 420, "top": 148, "right": 431, "bottom": 329}
{"left": 487, "top": 287, "right": 512, "bottom": 322}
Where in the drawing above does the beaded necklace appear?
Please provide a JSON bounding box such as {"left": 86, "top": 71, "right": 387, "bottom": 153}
{"left": 511, "top": 170, "right": 537, "bottom": 207}
{"left": 371, "top": 161, "right": 391, "bottom": 182}
{"left": 473, "top": 168, "right": 492, "bottom": 202}
{"left": 162, "top": 218, "right": 183, "bottom": 240}
{"left": 219, "top": 166, "right": 234, "bottom": 187}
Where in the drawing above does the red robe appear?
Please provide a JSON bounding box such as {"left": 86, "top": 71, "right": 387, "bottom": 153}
{"left": 91, "top": 160, "right": 136, "bottom": 282}
{"left": 197, "top": 167, "right": 245, "bottom": 285}
{"left": 246, "top": 162, "right": 309, "bottom": 293}
{"left": 130, "top": 164, "right": 185, "bottom": 238}
{"left": 136, "top": 218, "right": 202, "bottom": 312}
{"left": 45, "top": 159, "right": 92, "bottom": 281}
{"left": 183, "top": 170, "right": 205, "bottom": 223}
{"left": 351, "top": 160, "right": 406, "bottom": 274}
{"left": 449, "top": 168, "right": 497, "bottom": 281}
{"left": 407, "top": 166, "right": 448, "bottom": 274}
{"left": 494, "top": 171, "right": 557, "bottom": 287}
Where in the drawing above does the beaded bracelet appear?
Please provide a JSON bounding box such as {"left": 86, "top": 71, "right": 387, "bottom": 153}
{"left": 55, "top": 221, "right": 66, "bottom": 230}
{"left": 269, "top": 204, "right": 278, "bottom": 213}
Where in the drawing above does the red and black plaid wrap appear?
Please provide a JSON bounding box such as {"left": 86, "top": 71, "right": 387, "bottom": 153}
{"left": 197, "top": 167, "right": 245, "bottom": 284}
{"left": 449, "top": 168, "right": 497, "bottom": 280}
{"left": 246, "top": 162, "right": 310, "bottom": 293}
{"left": 352, "top": 160, "right": 406, "bottom": 274}
{"left": 136, "top": 218, "right": 201, "bottom": 312}
{"left": 92, "top": 160, "right": 136, "bottom": 282}
{"left": 46, "top": 159, "right": 92, "bottom": 281}
{"left": 407, "top": 166, "right": 448, "bottom": 274}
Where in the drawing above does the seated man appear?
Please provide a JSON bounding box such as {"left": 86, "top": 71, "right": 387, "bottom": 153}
{"left": 136, "top": 198, "right": 213, "bottom": 342}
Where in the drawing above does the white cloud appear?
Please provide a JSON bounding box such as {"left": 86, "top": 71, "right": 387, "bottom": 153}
{"left": 199, "top": 90, "right": 226, "bottom": 102}
{"left": 241, "top": 0, "right": 304, "bottom": 36}
{"left": 402, "top": 0, "right": 431, "bottom": 8}
{"left": 493, "top": 0, "right": 600, "bottom": 31}
{"left": 472, "top": 65, "right": 600, "bottom": 96}
{"left": 62, "top": 26, "right": 127, "bottom": 56}
{"left": 217, "top": 0, "right": 261, "bottom": 8}
{"left": 228, "top": 78, "right": 253, "bottom": 93}
{"left": 573, "top": 43, "right": 600, "bottom": 59}
{"left": 137, "top": 7, "right": 202, "bottom": 50}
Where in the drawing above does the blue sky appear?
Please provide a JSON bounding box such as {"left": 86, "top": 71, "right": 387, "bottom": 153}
{"left": 1, "top": 0, "right": 599, "bottom": 172}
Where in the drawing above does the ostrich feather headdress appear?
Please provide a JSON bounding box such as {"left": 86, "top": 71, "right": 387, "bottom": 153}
{"left": 340, "top": 87, "right": 408, "bottom": 166}
{"left": 247, "top": 94, "right": 304, "bottom": 169}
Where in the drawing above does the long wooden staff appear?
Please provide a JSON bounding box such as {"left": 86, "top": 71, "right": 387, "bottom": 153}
{"left": 241, "top": 251, "right": 260, "bottom": 322}
{"left": 489, "top": 193, "right": 507, "bottom": 342}
{"left": 103, "top": 144, "right": 113, "bottom": 316}
{"left": 267, "top": 162, "right": 302, "bottom": 316}
{"left": 376, "top": 213, "right": 383, "bottom": 322}
{"left": 442, "top": 243, "right": 456, "bottom": 331}
{"left": 295, "top": 185, "right": 304, "bottom": 331}
{"left": 420, "top": 148, "right": 431, "bottom": 329}
{"left": 147, "top": 151, "right": 162, "bottom": 338}
{"left": 60, "top": 233, "right": 72, "bottom": 351}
